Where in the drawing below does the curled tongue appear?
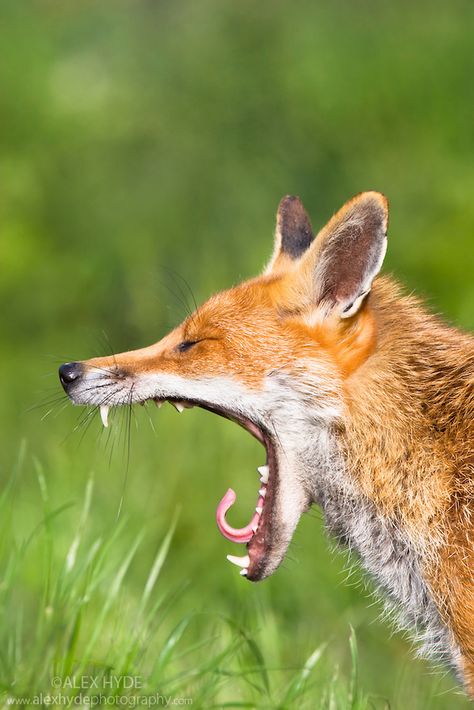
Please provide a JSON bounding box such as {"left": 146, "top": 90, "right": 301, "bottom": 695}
{"left": 216, "top": 488, "right": 264, "bottom": 543}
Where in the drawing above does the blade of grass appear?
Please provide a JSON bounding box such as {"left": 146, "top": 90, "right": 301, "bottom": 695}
{"left": 279, "top": 642, "right": 327, "bottom": 707}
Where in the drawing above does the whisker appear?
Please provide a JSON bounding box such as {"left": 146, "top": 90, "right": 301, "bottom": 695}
{"left": 27, "top": 379, "right": 119, "bottom": 415}
{"left": 27, "top": 394, "right": 69, "bottom": 413}
{"left": 165, "top": 266, "right": 199, "bottom": 318}
{"left": 99, "top": 330, "right": 119, "bottom": 371}
{"left": 75, "top": 387, "right": 124, "bottom": 448}
{"left": 40, "top": 399, "right": 71, "bottom": 422}
{"left": 86, "top": 364, "right": 118, "bottom": 375}
{"left": 116, "top": 384, "right": 135, "bottom": 520}
{"left": 58, "top": 385, "right": 122, "bottom": 446}
{"left": 143, "top": 401, "right": 158, "bottom": 436}
{"left": 160, "top": 279, "right": 194, "bottom": 324}
{"left": 157, "top": 265, "right": 198, "bottom": 327}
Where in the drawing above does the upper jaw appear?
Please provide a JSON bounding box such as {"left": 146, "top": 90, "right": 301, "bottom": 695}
{"left": 61, "top": 367, "right": 312, "bottom": 582}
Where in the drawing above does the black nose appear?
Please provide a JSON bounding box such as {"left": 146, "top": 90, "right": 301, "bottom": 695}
{"left": 59, "top": 362, "right": 83, "bottom": 389}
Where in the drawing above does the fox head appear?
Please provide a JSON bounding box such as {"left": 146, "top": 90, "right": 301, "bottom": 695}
{"left": 59, "top": 192, "right": 388, "bottom": 581}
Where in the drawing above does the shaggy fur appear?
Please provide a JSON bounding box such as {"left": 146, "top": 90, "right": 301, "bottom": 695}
{"left": 59, "top": 192, "right": 474, "bottom": 696}
{"left": 338, "top": 277, "right": 474, "bottom": 689}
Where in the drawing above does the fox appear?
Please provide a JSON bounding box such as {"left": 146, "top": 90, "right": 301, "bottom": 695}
{"left": 59, "top": 192, "right": 474, "bottom": 695}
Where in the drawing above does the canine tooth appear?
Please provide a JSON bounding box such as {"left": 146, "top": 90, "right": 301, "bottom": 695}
{"left": 257, "top": 465, "right": 269, "bottom": 483}
{"left": 240, "top": 568, "right": 248, "bottom": 576}
{"left": 226, "top": 554, "right": 250, "bottom": 568}
{"left": 154, "top": 400, "right": 162, "bottom": 408}
{"left": 259, "top": 488, "right": 266, "bottom": 497}
{"left": 173, "top": 402, "right": 185, "bottom": 413}
{"left": 100, "top": 405, "right": 109, "bottom": 428}
{"left": 255, "top": 506, "right": 263, "bottom": 515}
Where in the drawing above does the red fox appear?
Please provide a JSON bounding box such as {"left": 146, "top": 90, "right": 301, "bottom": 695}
{"left": 59, "top": 192, "right": 474, "bottom": 695}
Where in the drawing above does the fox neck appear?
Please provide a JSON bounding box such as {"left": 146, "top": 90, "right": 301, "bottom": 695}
{"left": 340, "top": 276, "right": 472, "bottom": 540}
{"left": 312, "top": 276, "right": 473, "bottom": 673}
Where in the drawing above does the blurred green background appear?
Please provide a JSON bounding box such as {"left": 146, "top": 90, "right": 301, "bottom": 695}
{"left": 1, "top": 0, "right": 473, "bottom": 707}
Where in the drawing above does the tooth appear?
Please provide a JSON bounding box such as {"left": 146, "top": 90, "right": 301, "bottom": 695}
{"left": 259, "top": 488, "right": 266, "bottom": 497}
{"left": 172, "top": 402, "right": 185, "bottom": 413}
{"left": 251, "top": 524, "right": 258, "bottom": 533}
{"left": 226, "top": 554, "right": 250, "bottom": 568}
{"left": 255, "top": 506, "right": 263, "bottom": 515}
{"left": 240, "top": 569, "right": 248, "bottom": 576}
{"left": 100, "top": 405, "right": 109, "bottom": 428}
{"left": 257, "top": 465, "right": 269, "bottom": 484}
{"left": 154, "top": 400, "right": 162, "bottom": 408}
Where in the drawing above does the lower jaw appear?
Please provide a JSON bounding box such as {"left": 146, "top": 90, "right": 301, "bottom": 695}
{"left": 246, "top": 531, "right": 291, "bottom": 581}
{"left": 220, "top": 471, "right": 276, "bottom": 579}
{"left": 245, "top": 545, "right": 271, "bottom": 582}
{"left": 219, "top": 439, "right": 279, "bottom": 579}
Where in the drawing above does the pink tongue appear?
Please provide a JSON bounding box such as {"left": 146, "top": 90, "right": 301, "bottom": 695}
{"left": 216, "top": 488, "right": 264, "bottom": 543}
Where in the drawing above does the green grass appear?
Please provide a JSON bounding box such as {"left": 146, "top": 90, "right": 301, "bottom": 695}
{"left": 0, "top": 431, "right": 471, "bottom": 709}
{"left": 0, "top": 466, "right": 376, "bottom": 709}
{"left": 1, "top": 0, "right": 473, "bottom": 707}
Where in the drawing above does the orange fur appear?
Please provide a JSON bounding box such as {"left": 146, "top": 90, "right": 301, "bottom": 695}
{"left": 77, "top": 195, "right": 473, "bottom": 695}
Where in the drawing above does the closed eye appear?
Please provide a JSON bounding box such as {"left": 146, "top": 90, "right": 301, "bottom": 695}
{"left": 177, "top": 340, "right": 199, "bottom": 353}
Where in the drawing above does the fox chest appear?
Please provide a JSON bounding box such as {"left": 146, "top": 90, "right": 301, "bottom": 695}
{"left": 311, "top": 465, "right": 453, "bottom": 664}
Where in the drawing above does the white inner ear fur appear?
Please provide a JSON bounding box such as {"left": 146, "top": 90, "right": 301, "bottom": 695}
{"left": 264, "top": 226, "right": 283, "bottom": 274}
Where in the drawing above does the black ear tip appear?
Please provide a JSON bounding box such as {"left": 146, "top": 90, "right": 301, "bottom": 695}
{"left": 277, "top": 195, "right": 305, "bottom": 216}
{"left": 277, "top": 195, "right": 311, "bottom": 225}
{"left": 275, "top": 195, "right": 314, "bottom": 260}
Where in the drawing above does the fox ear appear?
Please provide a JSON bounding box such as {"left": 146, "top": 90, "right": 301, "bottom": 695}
{"left": 266, "top": 195, "right": 315, "bottom": 273}
{"left": 307, "top": 191, "right": 388, "bottom": 318}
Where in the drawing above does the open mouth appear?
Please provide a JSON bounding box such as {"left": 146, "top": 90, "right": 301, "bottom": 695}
{"left": 99, "top": 398, "right": 278, "bottom": 582}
